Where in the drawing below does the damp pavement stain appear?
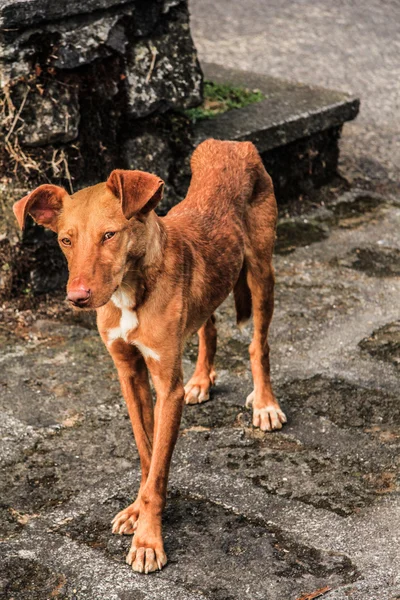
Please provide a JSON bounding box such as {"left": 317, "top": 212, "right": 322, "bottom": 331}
{"left": 1, "top": 189, "right": 400, "bottom": 600}
{"left": 359, "top": 320, "right": 400, "bottom": 370}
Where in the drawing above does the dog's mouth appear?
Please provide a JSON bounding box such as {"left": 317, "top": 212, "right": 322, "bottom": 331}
{"left": 68, "top": 297, "right": 91, "bottom": 308}
{"left": 68, "top": 297, "right": 93, "bottom": 311}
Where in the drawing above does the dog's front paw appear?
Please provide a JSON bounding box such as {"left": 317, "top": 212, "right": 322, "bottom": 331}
{"left": 126, "top": 534, "right": 167, "bottom": 574}
{"left": 111, "top": 500, "right": 140, "bottom": 535}
{"left": 246, "top": 390, "right": 287, "bottom": 431}
{"left": 184, "top": 369, "right": 216, "bottom": 405}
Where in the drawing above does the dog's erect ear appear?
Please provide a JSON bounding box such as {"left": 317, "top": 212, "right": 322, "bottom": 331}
{"left": 106, "top": 169, "right": 164, "bottom": 220}
{"left": 13, "top": 184, "right": 67, "bottom": 231}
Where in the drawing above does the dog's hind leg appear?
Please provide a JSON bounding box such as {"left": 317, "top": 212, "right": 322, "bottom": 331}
{"left": 240, "top": 154, "right": 286, "bottom": 431}
{"left": 184, "top": 315, "right": 217, "bottom": 404}
{"left": 245, "top": 262, "right": 286, "bottom": 431}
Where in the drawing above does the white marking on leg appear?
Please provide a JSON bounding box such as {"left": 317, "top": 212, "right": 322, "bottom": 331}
{"left": 132, "top": 340, "right": 160, "bottom": 361}
{"left": 237, "top": 317, "right": 251, "bottom": 332}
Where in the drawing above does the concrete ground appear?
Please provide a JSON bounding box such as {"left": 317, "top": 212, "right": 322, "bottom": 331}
{"left": 190, "top": 0, "right": 400, "bottom": 186}
{"left": 2, "top": 3, "right": 400, "bottom": 599}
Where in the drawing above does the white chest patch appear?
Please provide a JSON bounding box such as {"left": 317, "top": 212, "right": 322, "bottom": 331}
{"left": 107, "top": 288, "right": 138, "bottom": 344}
{"left": 107, "top": 288, "right": 160, "bottom": 361}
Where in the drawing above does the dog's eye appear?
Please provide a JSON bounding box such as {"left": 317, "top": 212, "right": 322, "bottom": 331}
{"left": 61, "top": 238, "right": 71, "bottom": 246}
{"left": 103, "top": 231, "right": 116, "bottom": 241}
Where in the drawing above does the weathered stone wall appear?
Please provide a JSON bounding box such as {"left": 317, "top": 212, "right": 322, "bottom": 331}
{"left": 0, "top": 0, "right": 202, "bottom": 298}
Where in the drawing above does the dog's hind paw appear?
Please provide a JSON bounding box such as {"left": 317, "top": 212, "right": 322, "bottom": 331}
{"left": 246, "top": 390, "right": 287, "bottom": 431}
{"left": 184, "top": 370, "right": 216, "bottom": 405}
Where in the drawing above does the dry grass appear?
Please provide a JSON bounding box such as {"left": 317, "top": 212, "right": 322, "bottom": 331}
{"left": 0, "top": 78, "right": 75, "bottom": 193}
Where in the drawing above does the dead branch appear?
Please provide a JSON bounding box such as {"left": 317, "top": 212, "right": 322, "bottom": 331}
{"left": 5, "top": 85, "right": 29, "bottom": 143}
{"left": 145, "top": 44, "right": 158, "bottom": 84}
{"left": 296, "top": 586, "right": 332, "bottom": 600}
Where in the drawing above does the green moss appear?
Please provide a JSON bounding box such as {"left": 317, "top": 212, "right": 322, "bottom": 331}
{"left": 185, "top": 80, "right": 264, "bottom": 122}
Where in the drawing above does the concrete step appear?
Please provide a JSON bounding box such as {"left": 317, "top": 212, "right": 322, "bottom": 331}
{"left": 195, "top": 62, "right": 360, "bottom": 202}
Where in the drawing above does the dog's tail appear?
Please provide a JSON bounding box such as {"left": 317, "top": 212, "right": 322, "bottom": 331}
{"left": 233, "top": 262, "right": 252, "bottom": 329}
{"left": 233, "top": 141, "right": 277, "bottom": 329}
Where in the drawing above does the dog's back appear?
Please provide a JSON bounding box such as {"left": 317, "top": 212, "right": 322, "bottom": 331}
{"left": 166, "top": 139, "right": 277, "bottom": 328}
{"left": 169, "top": 139, "right": 275, "bottom": 221}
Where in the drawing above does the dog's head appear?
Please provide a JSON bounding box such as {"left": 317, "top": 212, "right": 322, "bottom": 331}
{"left": 13, "top": 170, "right": 164, "bottom": 309}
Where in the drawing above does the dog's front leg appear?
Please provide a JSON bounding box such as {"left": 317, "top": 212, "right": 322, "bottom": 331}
{"left": 107, "top": 342, "right": 154, "bottom": 535}
{"left": 126, "top": 352, "right": 184, "bottom": 574}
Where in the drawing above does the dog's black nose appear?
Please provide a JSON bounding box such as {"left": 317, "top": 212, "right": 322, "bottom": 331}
{"left": 67, "top": 286, "right": 91, "bottom": 306}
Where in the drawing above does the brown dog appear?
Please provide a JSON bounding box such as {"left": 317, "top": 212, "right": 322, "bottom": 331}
{"left": 13, "top": 139, "right": 286, "bottom": 573}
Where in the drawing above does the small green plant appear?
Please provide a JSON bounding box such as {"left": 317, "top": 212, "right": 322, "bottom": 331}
{"left": 185, "top": 80, "right": 264, "bottom": 122}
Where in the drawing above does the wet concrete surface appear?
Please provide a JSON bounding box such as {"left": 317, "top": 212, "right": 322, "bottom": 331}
{"left": 359, "top": 321, "right": 400, "bottom": 370}
{"left": 1, "top": 187, "right": 400, "bottom": 599}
